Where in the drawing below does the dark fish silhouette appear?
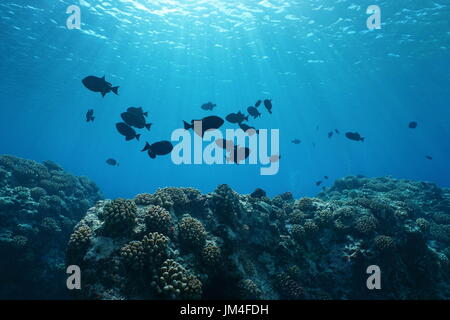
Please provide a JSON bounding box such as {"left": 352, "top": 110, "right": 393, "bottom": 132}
{"left": 228, "top": 146, "right": 251, "bottom": 164}
{"left": 328, "top": 131, "right": 333, "bottom": 139}
{"left": 106, "top": 158, "right": 119, "bottom": 166}
{"left": 127, "top": 107, "right": 148, "bottom": 117}
{"left": 247, "top": 106, "right": 261, "bottom": 119}
{"left": 255, "top": 100, "right": 262, "bottom": 108}
{"left": 82, "top": 76, "right": 119, "bottom": 98}
{"left": 183, "top": 115, "right": 224, "bottom": 137}
{"left": 239, "top": 123, "right": 259, "bottom": 134}
{"left": 201, "top": 102, "right": 216, "bottom": 111}
{"left": 335, "top": 129, "right": 340, "bottom": 134}
{"left": 324, "top": 176, "right": 329, "bottom": 180}
{"left": 86, "top": 109, "right": 94, "bottom": 122}
{"left": 215, "top": 139, "right": 234, "bottom": 151}
{"left": 409, "top": 121, "right": 418, "bottom": 129}
{"left": 291, "top": 139, "right": 301, "bottom": 144}
{"left": 121, "top": 111, "right": 152, "bottom": 130}
{"left": 226, "top": 112, "right": 248, "bottom": 124}
{"left": 316, "top": 181, "right": 322, "bottom": 186}
{"left": 250, "top": 188, "right": 266, "bottom": 198}
{"left": 263, "top": 99, "right": 273, "bottom": 114}
{"left": 425, "top": 155, "right": 433, "bottom": 160}
{"left": 345, "top": 132, "right": 365, "bottom": 142}
{"left": 142, "top": 141, "right": 174, "bottom": 159}
{"left": 116, "top": 122, "right": 141, "bottom": 141}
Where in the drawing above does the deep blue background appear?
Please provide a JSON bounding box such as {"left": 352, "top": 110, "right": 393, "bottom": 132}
{"left": 1, "top": 0, "right": 449, "bottom": 199}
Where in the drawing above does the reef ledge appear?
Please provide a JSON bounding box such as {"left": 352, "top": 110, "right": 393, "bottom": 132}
{"left": 67, "top": 175, "right": 450, "bottom": 300}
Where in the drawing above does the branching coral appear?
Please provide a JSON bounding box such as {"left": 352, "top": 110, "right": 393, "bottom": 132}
{"left": 354, "top": 215, "right": 378, "bottom": 235}
{"left": 178, "top": 215, "right": 207, "bottom": 250}
{"left": 101, "top": 199, "right": 137, "bottom": 234}
{"left": 151, "top": 259, "right": 202, "bottom": 299}
{"left": 145, "top": 205, "right": 173, "bottom": 235}
{"left": 120, "top": 232, "right": 169, "bottom": 270}
{"left": 374, "top": 235, "right": 396, "bottom": 251}
{"left": 275, "top": 272, "right": 305, "bottom": 300}
{"left": 201, "top": 243, "right": 222, "bottom": 267}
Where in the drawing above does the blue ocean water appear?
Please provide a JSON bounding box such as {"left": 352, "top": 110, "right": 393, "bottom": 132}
{"left": 0, "top": 0, "right": 449, "bottom": 200}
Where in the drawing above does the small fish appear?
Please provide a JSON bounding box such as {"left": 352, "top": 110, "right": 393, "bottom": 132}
{"left": 142, "top": 141, "right": 174, "bottom": 159}
{"left": 127, "top": 107, "right": 148, "bottom": 118}
{"left": 328, "top": 131, "right": 334, "bottom": 139}
{"left": 86, "top": 109, "right": 95, "bottom": 122}
{"left": 345, "top": 132, "right": 365, "bottom": 142}
{"left": 183, "top": 115, "right": 224, "bottom": 137}
{"left": 291, "top": 139, "right": 301, "bottom": 144}
{"left": 316, "top": 181, "right": 322, "bottom": 186}
{"left": 247, "top": 106, "right": 261, "bottom": 119}
{"left": 425, "top": 155, "right": 433, "bottom": 160}
{"left": 201, "top": 102, "right": 216, "bottom": 111}
{"left": 250, "top": 188, "right": 266, "bottom": 198}
{"left": 409, "top": 121, "right": 418, "bottom": 129}
{"left": 324, "top": 176, "right": 329, "bottom": 180}
{"left": 116, "top": 122, "right": 141, "bottom": 141}
{"left": 226, "top": 112, "right": 248, "bottom": 124}
{"left": 106, "top": 158, "right": 119, "bottom": 166}
{"left": 255, "top": 100, "right": 262, "bottom": 108}
{"left": 227, "top": 146, "right": 251, "bottom": 164}
{"left": 239, "top": 123, "right": 259, "bottom": 135}
{"left": 121, "top": 111, "right": 152, "bottom": 130}
{"left": 335, "top": 129, "right": 340, "bottom": 134}
{"left": 263, "top": 99, "right": 273, "bottom": 114}
{"left": 82, "top": 75, "right": 119, "bottom": 98}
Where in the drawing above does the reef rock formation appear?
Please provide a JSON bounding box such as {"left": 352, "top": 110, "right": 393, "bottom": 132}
{"left": 68, "top": 177, "right": 450, "bottom": 300}
{"left": 0, "top": 155, "right": 102, "bottom": 299}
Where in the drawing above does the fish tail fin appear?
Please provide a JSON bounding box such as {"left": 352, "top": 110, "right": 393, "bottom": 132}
{"left": 269, "top": 110, "right": 272, "bottom": 114}
{"left": 141, "top": 142, "right": 151, "bottom": 152}
{"left": 361, "top": 137, "right": 365, "bottom": 142}
{"left": 111, "top": 86, "right": 119, "bottom": 95}
{"left": 145, "top": 123, "right": 152, "bottom": 131}
{"left": 245, "top": 115, "right": 249, "bottom": 121}
{"left": 136, "top": 134, "right": 141, "bottom": 141}
{"left": 183, "top": 120, "right": 193, "bottom": 130}
{"left": 92, "top": 117, "right": 95, "bottom": 122}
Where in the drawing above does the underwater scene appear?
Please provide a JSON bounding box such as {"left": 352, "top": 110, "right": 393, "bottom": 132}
{"left": 0, "top": 0, "right": 449, "bottom": 301}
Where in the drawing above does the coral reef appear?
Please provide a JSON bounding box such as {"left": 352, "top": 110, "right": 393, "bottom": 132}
{"left": 67, "top": 175, "right": 450, "bottom": 300}
{"left": 0, "top": 155, "right": 102, "bottom": 299}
